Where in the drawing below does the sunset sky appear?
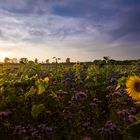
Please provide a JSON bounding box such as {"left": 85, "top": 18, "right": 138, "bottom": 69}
{"left": 0, "top": 0, "right": 140, "bottom": 62}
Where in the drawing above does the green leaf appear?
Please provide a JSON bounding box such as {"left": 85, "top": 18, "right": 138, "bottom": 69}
{"left": 0, "top": 86, "right": 4, "bottom": 94}
{"left": 49, "top": 92, "right": 57, "bottom": 98}
{"left": 25, "top": 75, "right": 29, "bottom": 80}
{"left": 25, "top": 86, "right": 36, "bottom": 99}
{"left": 118, "top": 77, "right": 127, "bottom": 85}
{"left": 37, "top": 83, "right": 45, "bottom": 95}
{"left": 31, "top": 104, "right": 45, "bottom": 119}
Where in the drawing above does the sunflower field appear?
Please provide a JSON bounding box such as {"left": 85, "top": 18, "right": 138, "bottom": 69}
{"left": 0, "top": 61, "right": 140, "bottom": 140}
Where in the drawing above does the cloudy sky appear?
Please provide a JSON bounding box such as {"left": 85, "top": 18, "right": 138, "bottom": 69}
{"left": 0, "top": 0, "right": 140, "bottom": 62}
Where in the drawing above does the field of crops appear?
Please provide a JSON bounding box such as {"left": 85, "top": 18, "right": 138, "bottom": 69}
{"left": 0, "top": 62, "right": 140, "bottom": 140}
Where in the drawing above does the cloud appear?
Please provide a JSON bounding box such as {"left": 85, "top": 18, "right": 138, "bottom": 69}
{"left": 108, "top": 5, "right": 140, "bottom": 44}
{"left": 0, "top": 0, "right": 139, "bottom": 60}
{"left": 0, "top": 0, "right": 66, "bottom": 15}
{"left": 0, "top": 7, "right": 95, "bottom": 44}
{"left": 0, "top": 30, "right": 5, "bottom": 40}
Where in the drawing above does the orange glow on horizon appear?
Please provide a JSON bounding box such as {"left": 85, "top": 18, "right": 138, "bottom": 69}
{"left": 0, "top": 51, "right": 7, "bottom": 61}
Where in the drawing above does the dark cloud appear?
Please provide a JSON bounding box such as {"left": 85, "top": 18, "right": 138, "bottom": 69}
{"left": 108, "top": 5, "right": 140, "bottom": 43}
{"left": 52, "top": 0, "right": 111, "bottom": 18}
{"left": 0, "top": 0, "right": 65, "bottom": 15}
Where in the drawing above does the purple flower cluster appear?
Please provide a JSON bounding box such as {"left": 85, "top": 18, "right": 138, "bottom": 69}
{"left": 119, "top": 88, "right": 127, "bottom": 95}
{"left": 38, "top": 123, "right": 57, "bottom": 135}
{"left": 13, "top": 125, "right": 26, "bottom": 135}
{"left": 0, "top": 93, "right": 7, "bottom": 97}
{"left": 12, "top": 123, "right": 57, "bottom": 138}
{"left": 123, "top": 73, "right": 128, "bottom": 78}
{"left": 106, "top": 85, "right": 114, "bottom": 91}
{"left": 109, "top": 92, "right": 122, "bottom": 98}
{"left": 98, "top": 121, "right": 118, "bottom": 135}
{"left": 56, "top": 89, "right": 68, "bottom": 100}
{"left": 71, "top": 91, "right": 87, "bottom": 101}
{"left": 117, "top": 109, "right": 136, "bottom": 123}
{"left": 126, "top": 97, "right": 134, "bottom": 102}
{"left": 26, "top": 124, "right": 39, "bottom": 138}
{"left": 90, "top": 97, "right": 102, "bottom": 107}
{"left": 110, "top": 78, "right": 118, "bottom": 85}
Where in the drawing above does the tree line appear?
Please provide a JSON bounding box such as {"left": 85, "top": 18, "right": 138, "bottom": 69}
{"left": 2, "top": 56, "right": 140, "bottom": 65}
{"left": 3, "top": 57, "right": 71, "bottom": 64}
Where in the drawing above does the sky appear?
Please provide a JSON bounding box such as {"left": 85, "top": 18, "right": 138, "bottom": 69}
{"left": 0, "top": 0, "right": 140, "bottom": 62}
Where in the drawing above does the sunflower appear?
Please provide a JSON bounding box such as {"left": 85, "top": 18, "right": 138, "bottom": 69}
{"left": 126, "top": 76, "right": 140, "bottom": 100}
{"left": 73, "top": 62, "right": 80, "bottom": 69}
{"left": 44, "top": 77, "right": 49, "bottom": 82}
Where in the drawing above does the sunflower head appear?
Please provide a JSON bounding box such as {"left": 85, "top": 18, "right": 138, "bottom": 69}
{"left": 73, "top": 62, "right": 80, "bottom": 69}
{"left": 126, "top": 76, "right": 140, "bottom": 100}
{"left": 44, "top": 77, "right": 49, "bottom": 82}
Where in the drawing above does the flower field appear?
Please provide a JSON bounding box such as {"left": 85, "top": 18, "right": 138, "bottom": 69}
{"left": 0, "top": 62, "right": 140, "bottom": 140}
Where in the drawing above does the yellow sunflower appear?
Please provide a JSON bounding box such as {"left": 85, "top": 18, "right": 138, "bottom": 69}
{"left": 44, "top": 77, "right": 49, "bottom": 82}
{"left": 126, "top": 75, "right": 140, "bottom": 100}
{"left": 73, "top": 63, "right": 80, "bottom": 69}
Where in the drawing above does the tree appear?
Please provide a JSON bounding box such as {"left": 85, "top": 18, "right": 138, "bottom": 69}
{"left": 35, "top": 58, "right": 38, "bottom": 63}
{"left": 20, "top": 58, "right": 28, "bottom": 64}
{"left": 4, "top": 57, "right": 10, "bottom": 63}
{"left": 103, "top": 56, "right": 110, "bottom": 63}
{"left": 46, "top": 59, "right": 49, "bottom": 64}
{"left": 52, "top": 57, "right": 61, "bottom": 63}
{"left": 108, "top": 59, "right": 116, "bottom": 65}
{"left": 11, "top": 58, "right": 18, "bottom": 63}
{"left": 66, "top": 58, "right": 70, "bottom": 63}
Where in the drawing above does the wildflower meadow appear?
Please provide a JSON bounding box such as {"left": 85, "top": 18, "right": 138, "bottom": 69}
{"left": 0, "top": 61, "right": 140, "bottom": 140}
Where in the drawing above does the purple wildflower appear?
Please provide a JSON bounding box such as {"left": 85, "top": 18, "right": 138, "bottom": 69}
{"left": 105, "top": 121, "right": 117, "bottom": 134}
{"left": 31, "top": 130, "right": 38, "bottom": 137}
{"left": 98, "top": 121, "right": 118, "bottom": 135}
{"left": 110, "top": 78, "right": 118, "bottom": 85}
{"left": 119, "top": 88, "right": 126, "bottom": 94}
{"left": 44, "top": 127, "right": 56, "bottom": 135}
{"left": 38, "top": 124, "right": 56, "bottom": 135}
{"left": 56, "top": 90, "right": 68, "bottom": 99}
{"left": 72, "top": 91, "right": 87, "bottom": 101}
{"left": 38, "top": 123, "right": 46, "bottom": 129}
{"left": 13, "top": 125, "right": 26, "bottom": 135}
{"left": 125, "top": 97, "right": 134, "bottom": 103}
{"left": 124, "top": 73, "right": 128, "bottom": 78}
{"left": 90, "top": 97, "right": 102, "bottom": 107}
{"left": 128, "top": 115, "right": 136, "bottom": 123}
{"left": 117, "top": 109, "right": 136, "bottom": 123}
{"left": 98, "top": 127, "right": 105, "bottom": 135}
{"left": 111, "top": 92, "right": 122, "bottom": 97}
{"left": 117, "top": 109, "right": 130, "bottom": 118}
{"left": 106, "top": 85, "right": 113, "bottom": 91}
